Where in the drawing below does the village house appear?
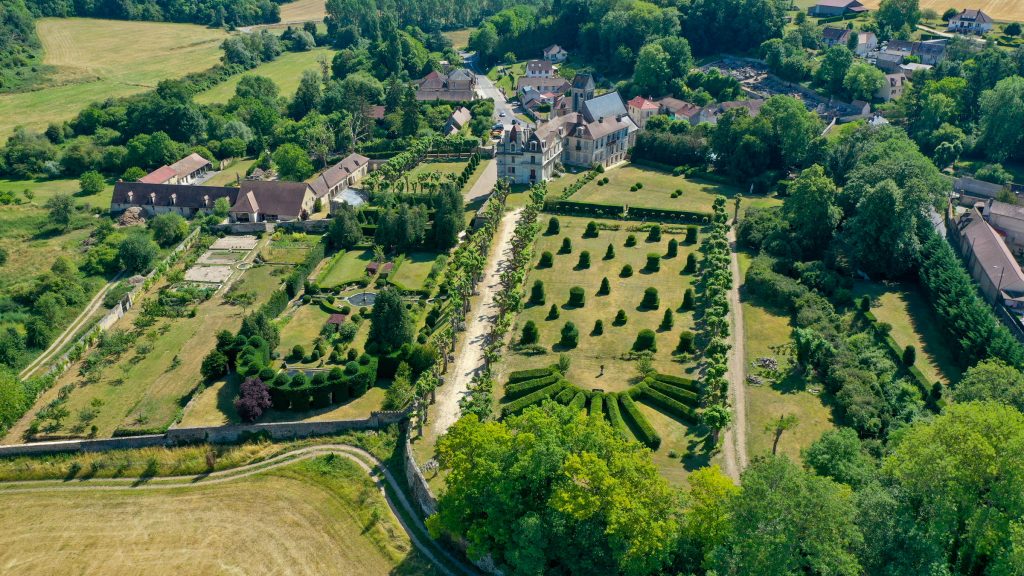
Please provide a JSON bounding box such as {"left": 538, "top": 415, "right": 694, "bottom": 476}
{"left": 516, "top": 76, "right": 570, "bottom": 100}
{"left": 497, "top": 75, "right": 638, "bottom": 184}
{"left": 307, "top": 153, "right": 369, "bottom": 206}
{"left": 229, "top": 181, "right": 315, "bottom": 223}
{"left": 808, "top": 0, "right": 868, "bottom": 18}
{"left": 984, "top": 198, "right": 1024, "bottom": 252}
{"left": 525, "top": 59, "right": 557, "bottom": 78}
{"left": 899, "top": 62, "right": 932, "bottom": 78}
{"left": 543, "top": 44, "right": 568, "bottom": 63}
{"left": 821, "top": 27, "right": 878, "bottom": 56}
{"left": 885, "top": 39, "right": 948, "bottom": 66}
{"left": 110, "top": 182, "right": 236, "bottom": 217}
{"left": 415, "top": 69, "right": 477, "bottom": 102}
{"left": 957, "top": 206, "right": 1024, "bottom": 307}
{"left": 876, "top": 72, "right": 907, "bottom": 101}
{"left": 444, "top": 106, "right": 472, "bottom": 136}
{"left": 694, "top": 99, "right": 766, "bottom": 125}
{"left": 947, "top": 9, "right": 994, "bottom": 35}
{"left": 138, "top": 153, "right": 213, "bottom": 185}
{"left": 656, "top": 97, "right": 701, "bottom": 123}
{"left": 627, "top": 96, "right": 661, "bottom": 131}
{"left": 955, "top": 176, "right": 1007, "bottom": 201}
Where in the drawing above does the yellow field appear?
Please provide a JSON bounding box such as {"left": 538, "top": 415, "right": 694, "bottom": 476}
{"left": 0, "top": 457, "right": 437, "bottom": 576}
{"left": 280, "top": 0, "right": 328, "bottom": 22}
{"left": 195, "top": 48, "right": 334, "bottom": 104}
{"left": 861, "top": 0, "right": 1024, "bottom": 21}
{"left": 0, "top": 18, "right": 229, "bottom": 141}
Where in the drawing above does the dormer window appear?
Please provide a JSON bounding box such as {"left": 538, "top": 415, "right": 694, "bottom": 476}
{"left": 170, "top": 193, "right": 177, "bottom": 205}
{"left": 150, "top": 193, "right": 157, "bottom": 205}
{"left": 127, "top": 191, "right": 134, "bottom": 203}
{"left": 203, "top": 195, "right": 210, "bottom": 207}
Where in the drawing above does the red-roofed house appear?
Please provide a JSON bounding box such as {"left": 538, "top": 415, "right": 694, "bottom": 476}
{"left": 138, "top": 153, "right": 213, "bottom": 185}
{"left": 627, "top": 96, "right": 660, "bottom": 130}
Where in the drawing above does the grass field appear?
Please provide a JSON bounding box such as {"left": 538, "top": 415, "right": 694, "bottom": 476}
{"left": 408, "top": 160, "right": 470, "bottom": 180}
{"left": 278, "top": 302, "right": 332, "bottom": 357}
{"left": 503, "top": 216, "right": 700, "bottom": 393}
{"left": 390, "top": 252, "right": 441, "bottom": 292}
{"left": 860, "top": 0, "right": 1024, "bottom": 21}
{"left": 0, "top": 19, "right": 229, "bottom": 141}
{"left": 194, "top": 48, "right": 335, "bottom": 105}
{"left": 737, "top": 252, "right": 835, "bottom": 463}
{"left": 320, "top": 249, "right": 373, "bottom": 287}
{"left": 443, "top": 28, "right": 475, "bottom": 50}
{"left": 638, "top": 402, "right": 721, "bottom": 488}
{"left": 570, "top": 164, "right": 781, "bottom": 213}
{"left": 203, "top": 158, "right": 256, "bottom": 186}
{"left": 852, "top": 281, "right": 960, "bottom": 384}
{"left": 280, "top": 0, "right": 328, "bottom": 22}
{"left": 0, "top": 456, "right": 437, "bottom": 576}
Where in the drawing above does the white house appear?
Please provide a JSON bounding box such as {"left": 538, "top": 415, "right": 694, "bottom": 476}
{"left": 543, "top": 44, "right": 568, "bottom": 63}
{"left": 525, "top": 59, "right": 556, "bottom": 78}
{"left": 948, "top": 9, "right": 994, "bottom": 35}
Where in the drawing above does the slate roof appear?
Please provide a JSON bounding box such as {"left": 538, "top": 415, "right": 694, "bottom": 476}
{"left": 526, "top": 60, "right": 556, "bottom": 75}
{"left": 813, "top": 0, "right": 866, "bottom": 9}
{"left": 822, "top": 27, "right": 850, "bottom": 42}
{"left": 580, "top": 91, "right": 628, "bottom": 123}
{"left": 231, "top": 181, "right": 311, "bottom": 217}
{"left": 955, "top": 177, "right": 1005, "bottom": 198}
{"left": 954, "top": 9, "right": 993, "bottom": 23}
{"left": 308, "top": 153, "right": 369, "bottom": 198}
{"left": 112, "top": 182, "right": 237, "bottom": 209}
{"left": 571, "top": 74, "right": 594, "bottom": 90}
{"left": 516, "top": 76, "right": 570, "bottom": 92}
{"left": 960, "top": 209, "right": 1024, "bottom": 294}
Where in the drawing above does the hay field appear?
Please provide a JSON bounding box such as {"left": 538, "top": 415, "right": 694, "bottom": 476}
{"left": 280, "top": 0, "right": 328, "bottom": 22}
{"left": 0, "top": 457, "right": 437, "bottom": 576}
{"left": 860, "top": 0, "right": 1024, "bottom": 21}
{"left": 194, "top": 48, "right": 334, "bottom": 105}
{"left": 0, "top": 18, "right": 228, "bottom": 141}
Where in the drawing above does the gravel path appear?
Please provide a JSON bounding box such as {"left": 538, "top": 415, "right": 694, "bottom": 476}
{"left": 0, "top": 444, "right": 478, "bottom": 576}
{"left": 721, "top": 229, "right": 749, "bottom": 483}
{"left": 431, "top": 208, "right": 522, "bottom": 438}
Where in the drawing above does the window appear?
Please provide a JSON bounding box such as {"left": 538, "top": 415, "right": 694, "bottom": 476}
{"left": 531, "top": 155, "right": 536, "bottom": 164}
{"left": 509, "top": 167, "right": 516, "bottom": 174}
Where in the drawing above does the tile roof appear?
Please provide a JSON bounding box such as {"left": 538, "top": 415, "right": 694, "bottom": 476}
{"left": 961, "top": 209, "right": 1024, "bottom": 294}
{"left": 308, "top": 153, "right": 369, "bottom": 198}
{"left": 232, "top": 181, "right": 311, "bottom": 217}
{"left": 656, "top": 97, "right": 700, "bottom": 118}
{"left": 169, "top": 153, "right": 212, "bottom": 178}
{"left": 139, "top": 165, "right": 177, "bottom": 184}
{"left": 627, "top": 96, "right": 659, "bottom": 111}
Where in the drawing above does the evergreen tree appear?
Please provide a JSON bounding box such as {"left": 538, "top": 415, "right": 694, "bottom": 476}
{"left": 369, "top": 287, "right": 412, "bottom": 352}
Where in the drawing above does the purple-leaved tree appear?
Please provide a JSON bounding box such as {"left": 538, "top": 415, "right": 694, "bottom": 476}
{"left": 234, "top": 377, "right": 272, "bottom": 422}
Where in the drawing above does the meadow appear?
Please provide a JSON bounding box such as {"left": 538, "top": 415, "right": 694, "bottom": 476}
{"left": 442, "top": 28, "right": 475, "bottom": 50}
{"left": 279, "top": 0, "right": 328, "bottom": 22}
{"left": 0, "top": 18, "right": 229, "bottom": 141}
{"left": 860, "top": 0, "right": 1024, "bottom": 21}
{"left": 0, "top": 456, "right": 438, "bottom": 576}
{"left": 194, "top": 48, "right": 335, "bottom": 105}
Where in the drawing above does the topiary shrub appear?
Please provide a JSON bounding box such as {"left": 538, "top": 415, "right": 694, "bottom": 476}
{"left": 859, "top": 295, "right": 871, "bottom": 312}
{"left": 625, "top": 234, "right": 637, "bottom": 247}
{"left": 635, "top": 182, "right": 644, "bottom": 190}
{"left": 559, "top": 237, "right": 572, "bottom": 254}
{"left": 577, "top": 251, "right": 591, "bottom": 269}
{"left": 666, "top": 238, "right": 678, "bottom": 258}
{"left": 903, "top": 345, "right": 916, "bottom": 366}
{"left": 633, "top": 329, "right": 657, "bottom": 352}
{"left": 521, "top": 320, "right": 539, "bottom": 344}
{"left": 684, "top": 253, "right": 697, "bottom": 273}
{"left": 604, "top": 244, "right": 615, "bottom": 260}
{"left": 292, "top": 344, "right": 305, "bottom": 360}
{"left": 546, "top": 217, "right": 560, "bottom": 235}
{"left": 568, "top": 286, "right": 585, "bottom": 307}
{"left": 641, "top": 287, "right": 660, "bottom": 309}
{"left": 598, "top": 277, "right": 610, "bottom": 295}
{"left": 686, "top": 225, "right": 698, "bottom": 244}
{"left": 647, "top": 224, "right": 661, "bottom": 242}
{"left": 559, "top": 321, "right": 579, "bottom": 349}
{"left": 347, "top": 348, "right": 358, "bottom": 361}
{"left": 661, "top": 308, "right": 674, "bottom": 330}
{"left": 584, "top": 221, "right": 599, "bottom": 238}
{"left": 621, "top": 264, "right": 633, "bottom": 278}
{"left": 682, "top": 287, "right": 695, "bottom": 310}
{"left": 593, "top": 319, "right": 604, "bottom": 335}
{"left": 547, "top": 304, "right": 560, "bottom": 320}
{"left": 645, "top": 253, "right": 661, "bottom": 272}
{"left": 530, "top": 280, "right": 546, "bottom": 305}
{"left": 538, "top": 251, "right": 554, "bottom": 268}
{"left": 614, "top": 309, "right": 628, "bottom": 325}
{"left": 677, "top": 331, "right": 695, "bottom": 353}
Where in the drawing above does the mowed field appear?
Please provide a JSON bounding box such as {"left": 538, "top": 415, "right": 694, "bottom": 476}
{"left": 860, "top": 0, "right": 1024, "bottom": 21}
{"left": 0, "top": 19, "right": 229, "bottom": 141}
{"left": 280, "top": 0, "right": 328, "bottom": 22}
{"left": 0, "top": 457, "right": 437, "bottom": 576}
{"left": 195, "top": 48, "right": 335, "bottom": 105}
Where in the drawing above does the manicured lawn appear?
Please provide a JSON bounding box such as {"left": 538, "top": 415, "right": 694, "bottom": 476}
{"left": 203, "top": 158, "right": 256, "bottom": 187}
{"left": 487, "top": 62, "right": 525, "bottom": 95}
{"left": 0, "top": 18, "right": 228, "bottom": 140}
{"left": 0, "top": 457, "right": 438, "bottom": 576}
{"left": 637, "top": 402, "right": 721, "bottom": 488}
{"left": 570, "top": 164, "right": 781, "bottom": 214}
{"left": 505, "top": 216, "right": 701, "bottom": 394}
{"left": 546, "top": 170, "right": 588, "bottom": 199}
{"left": 852, "top": 281, "right": 961, "bottom": 384}
{"left": 407, "top": 160, "right": 469, "bottom": 181}
{"left": 390, "top": 252, "right": 441, "bottom": 292}
{"left": 194, "top": 48, "right": 336, "bottom": 105}
{"left": 738, "top": 252, "right": 835, "bottom": 463}
{"left": 277, "top": 303, "right": 331, "bottom": 358}
{"left": 320, "top": 249, "right": 373, "bottom": 288}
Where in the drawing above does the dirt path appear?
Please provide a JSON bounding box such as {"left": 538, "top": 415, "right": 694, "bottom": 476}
{"left": 721, "top": 229, "right": 748, "bottom": 483}
{"left": 0, "top": 443, "right": 478, "bottom": 576}
{"left": 19, "top": 273, "right": 122, "bottom": 381}
{"left": 431, "top": 208, "right": 522, "bottom": 438}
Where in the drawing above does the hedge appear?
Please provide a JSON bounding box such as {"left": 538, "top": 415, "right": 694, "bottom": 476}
{"left": 555, "top": 387, "right": 576, "bottom": 404}
{"left": 508, "top": 367, "right": 555, "bottom": 384}
{"left": 569, "top": 391, "right": 587, "bottom": 411}
{"left": 619, "top": 393, "right": 661, "bottom": 449}
{"left": 649, "top": 379, "right": 699, "bottom": 405}
{"left": 268, "top": 358, "right": 377, "bottom": 411}
{"left": 863, "top": 311, "right": 932, "bottom": 396}
{"left": 544, "top": 199, "right": 713, "bottom": 223}
{"left": 589, "top": 393, "right": 605, "bottom": 419}
{"left": 501, "top": 381, "right": 566, "bottom": 417}
{"left": 653, "top": 373, "right": 701, "bottom": 394}
{"left": 639, "top": 385, "right": 698, "bottom": 423}
{"left": 606, "top": 393, "right": 631, "bottom": 438}
{"left": 505, "top": 374, "right": 560, "bottom": 398}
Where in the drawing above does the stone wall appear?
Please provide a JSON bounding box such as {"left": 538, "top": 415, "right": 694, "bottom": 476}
{"left": 404, "top": 437, "right": 439, "bottom": 516}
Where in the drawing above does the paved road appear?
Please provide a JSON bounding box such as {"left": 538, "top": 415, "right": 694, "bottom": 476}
{"left": 0, "top": 444, "right": 479, "bottom": 576}
{"left": 463, "top": 159, "right": 496, "bottom": 206}
{"left": 474, "top": 73, "right": 516, "bottom": 128}
{"left": 721, "top": 228, "right": 749, "bottom": 483}
{"left": 432, "top": 208, "right": 522, "bottom": 438}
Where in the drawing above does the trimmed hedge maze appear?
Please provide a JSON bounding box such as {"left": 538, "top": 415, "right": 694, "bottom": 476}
{"left": 267, "top": 356, "right": 378, "bottom": 411}
{"left": 501, "top": 368, "right": 703, "bottom": 451}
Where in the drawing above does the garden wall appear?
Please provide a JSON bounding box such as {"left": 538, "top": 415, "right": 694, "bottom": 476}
{"left": 404, "top": 437, "right": 439, "bottom": 516}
